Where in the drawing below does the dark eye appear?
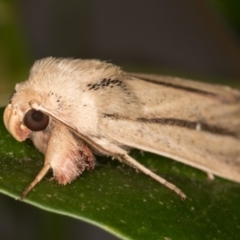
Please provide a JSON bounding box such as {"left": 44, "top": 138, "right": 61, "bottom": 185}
{"left": 23, "top": 109, "right": 49, "bottom": 131}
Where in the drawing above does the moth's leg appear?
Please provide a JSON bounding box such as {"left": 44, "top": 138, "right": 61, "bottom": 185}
{"left": 117, "top": 153, "right": 186, "bottom": 200}
{"left": 20, "top": 162, "right": 51, "bottom": 200}
{"left": 20, "top": 126, "right": 59, "bottom": 200}
{"left": 20, "top": 127, "right": 63, "bottom": 199}
{"left": 21, "top": 123, "right": 94, "bottom": 200}
{"left": 89, "top": 137, "right": 186, "bottom": 199}
{"left": 207, "top": 172, "right": 215, "bottom": 181}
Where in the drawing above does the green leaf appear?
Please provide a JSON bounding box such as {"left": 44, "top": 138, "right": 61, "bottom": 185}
{"left": 0, "top": 106, "right": 240, "bottom": 240}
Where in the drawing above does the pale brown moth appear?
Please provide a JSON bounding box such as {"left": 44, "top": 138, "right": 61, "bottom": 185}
{"left": 3, "top": 57, "right": 240, "bottom": 200}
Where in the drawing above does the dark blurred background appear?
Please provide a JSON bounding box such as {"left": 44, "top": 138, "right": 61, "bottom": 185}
{"left": 0, "top": 1, "right": 240, "bottom": 239}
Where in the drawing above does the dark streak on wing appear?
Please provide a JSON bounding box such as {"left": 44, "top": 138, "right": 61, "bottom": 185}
{"left": 103, "top": 113, "right": 236, "bottom": 137}
{"left": 137, "top": 117, "right": 236, "bottom": 137}
{"left": 130, "top": 75, "right": 218, "bottom": 98}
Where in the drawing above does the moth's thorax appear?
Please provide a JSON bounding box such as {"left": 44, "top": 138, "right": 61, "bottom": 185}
{"left": 16, "top": 57, "right": 143, "bottom": 136}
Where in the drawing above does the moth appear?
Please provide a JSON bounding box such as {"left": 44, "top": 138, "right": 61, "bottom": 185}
{"left": 3, "top": 57, "right": 240, "bottom": 200}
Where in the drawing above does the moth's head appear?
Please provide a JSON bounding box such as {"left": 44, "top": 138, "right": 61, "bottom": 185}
{"left": 3, "top": 83, "right": 49, "bottom": 142}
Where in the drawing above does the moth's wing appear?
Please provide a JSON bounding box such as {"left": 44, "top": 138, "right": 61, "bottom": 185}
{"left": 100, "top": 117, "right": 240, "bottom": 182}
{"left": 99, "top": 73, "right": 240, "bottom": 183}
{"left": 129, "top": 72, "right": 240, "bottom": 103}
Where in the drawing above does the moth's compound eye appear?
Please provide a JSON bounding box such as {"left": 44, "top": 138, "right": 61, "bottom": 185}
{"left": 23, "top": 109, "right": 49, "bottom": 131}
